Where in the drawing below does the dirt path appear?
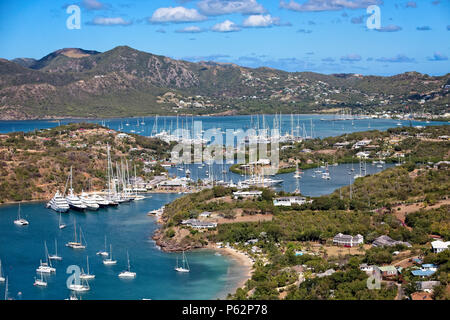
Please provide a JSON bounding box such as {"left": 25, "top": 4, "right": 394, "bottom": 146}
{"left": 393, "top": 199, "right": 450, "bottom": 228}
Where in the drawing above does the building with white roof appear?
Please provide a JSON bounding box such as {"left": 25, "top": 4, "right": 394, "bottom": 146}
{"left": 431, "top": 240, "right": 450, "bottom": 253}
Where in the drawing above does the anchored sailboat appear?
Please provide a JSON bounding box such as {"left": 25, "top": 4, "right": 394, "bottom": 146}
{"left": 118, "top": 251, "right": 136, "bottom": 278}
{"left": 80, "top": 256, "right": 95, "bottom": 280}
{"left": 175, "top": 251, "right": 190, "bottom": 273}
{"left": 33, "top": 272, "right": 47, "bottom": 287}
{"left": 103, "top": 245, "right": 117, "bottom": 265}
{"left": 96, "top": 235, "right": 109, "bottom": 257}
{"left": 14, "top": 203, "right": 29, "bottom": 226}
{"left": 48, "top": 239, "right": 63, "bottom": 261}
{"left": 66, "top": 219, "right": 86, "bottom": 249}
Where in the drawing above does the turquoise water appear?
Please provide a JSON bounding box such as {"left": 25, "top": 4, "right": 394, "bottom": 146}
{"left": 0, "top": 194, "right": 246, "bottom": 300}
{"left": 0, "top": 115, "right": 446, "bottom": 138}
{"left": 167, "top": 162, "right": 394, "bottom": 197}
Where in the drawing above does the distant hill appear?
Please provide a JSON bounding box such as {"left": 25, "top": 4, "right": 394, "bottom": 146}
{"left": 0, "top": 46, "right": 448, "bottom": 120}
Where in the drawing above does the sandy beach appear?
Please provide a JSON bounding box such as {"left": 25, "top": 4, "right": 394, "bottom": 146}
{"left": 206, "top": 244, "right": 254, "bottom": 297}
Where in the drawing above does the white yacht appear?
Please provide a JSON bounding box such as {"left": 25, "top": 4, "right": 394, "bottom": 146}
{"left": 91, "top": 193, "right": 110, "bottom": 207}
{"left": 175, "top": 251, "right": 190, "bottom": 273}
{"left": 47, "top": 191, "right": 70, "bottom": 213}
{"left": 65, "top": 167, "right": 86, "bottom": 211}
{"left": 103, "top": 245, "right": 117, "bottom": 265}
{"left": 80, "top": 256, "right": 95, "bottom": 280}
{"left": 118, "top": 251, "right": 136, "bottom": 279}
{"left": 240, "top": 176, "right": 283, "bottom": 188}
{"left": 14, "top": 204, "right": 29, "bottom": 226}
{"left": 79, "top": 192, "right": 99, "bottom": 211}
{"left": 36, "top": 242, "right": 56, "bottom": 273}
{"left": 66, "top": 188, "right": 87, "bottom": 212}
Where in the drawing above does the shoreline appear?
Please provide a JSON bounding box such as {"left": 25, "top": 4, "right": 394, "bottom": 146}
{"left": 205, "top": 244, "right": 254, "bottom": 299}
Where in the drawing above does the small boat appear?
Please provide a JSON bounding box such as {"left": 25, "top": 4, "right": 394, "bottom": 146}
{"left": 175, "top": 251, "right": 190, "bottom": 273}
{"left": 58, "top": 213, "right": 67, "bottom": 230}
{"left": 68, "top": 278, "right": 90, "bottom": 292}
{"left": 293, "top": 163, "right": 302, "bottom": 179}
{"left": 0, "top": 259, "right": 5, "bottom": 283}
{"left": 34, "top": 273, "right": 47, "bottom": 287}
{"left": 96, "top": 236, "right": 109, "bottom": 257}
{"left": 80, "top": 256, "right": 95, "bottom": 280}
{"left": 36, "top": 241, "right": 56, "bottom": 273}
{"left": 65, "top": 293, "right": 79, "bottom": 300}
{"left": 14, "top": 204, "right": 29, "bottom": 226}
{"left": 118, "top": 251, "right": 136, "bottom": 279}
{"left": 66, "top": 220, "right": 86, "bottom": 250}
{"left": 48, "top": 239, "right": 63, "bottom": 261}
{"left": 103, "top": 245, "right": 117, "bottom": 265}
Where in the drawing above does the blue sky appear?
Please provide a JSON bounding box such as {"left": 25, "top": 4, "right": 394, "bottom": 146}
{"left": 0, "top": 0, "right": 449, "bottom": 75}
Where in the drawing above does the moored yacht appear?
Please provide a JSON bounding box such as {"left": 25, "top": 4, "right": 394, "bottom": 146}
{"left": 91, "top": 193, "right": 110, "bottom": 207}
{"left": 79, "top": 192, "right": 100, "bottom": 211}
{"left": 47, "top": 191, "right": 70, "bottom": 213}
{"left": 66, "top": 188, "right": 87, "bottom": 212}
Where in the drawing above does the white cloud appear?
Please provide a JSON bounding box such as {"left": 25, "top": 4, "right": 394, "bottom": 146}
{"left": 150, "top": 6, "right": 207, "bottom": 23}
{"left": 211, "top": 20, "right": 241, "bottom": 32}
{"left": 89, "top": 17, "right": 132, "bottom": 26}
{"left": 242, "top": 15, "right": 280, "bottom": 27}
{"left": 280, "top": 0, "right": 382, "bottom": 12}
{"left": 81, "top": 0, "right": 107, "bottom": 10}
{"left": 176, "top": 26, "right": 204, "bottom": 33}
{"left": 198, "top": 0, "right": 265, "bottom": 16}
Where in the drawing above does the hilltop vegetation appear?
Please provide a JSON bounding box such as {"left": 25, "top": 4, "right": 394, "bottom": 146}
{"left": 0, "top": 123, "right": 169, "bottom": 202}
{"left": 1, "top": 46, "right": 449, "bottom": 120}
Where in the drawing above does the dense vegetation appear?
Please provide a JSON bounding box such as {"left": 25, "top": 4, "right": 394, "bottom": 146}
{"left": 0, "top": 123, "right": 169, "bottom": 202}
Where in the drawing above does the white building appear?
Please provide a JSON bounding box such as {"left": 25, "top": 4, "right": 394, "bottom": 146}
{"left": 333, "top": 233, "right": 364, "bottom": 247}
{"left": 273, "top": 196, "right": 307, "bottom": 207}
{"left": 431, "top": 240, "right": 450, "bottom": 253}
{"left": 233, "top": 190, "right": 262, "bottom": 199}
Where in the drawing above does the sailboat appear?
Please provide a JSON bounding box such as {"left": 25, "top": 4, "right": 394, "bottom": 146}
{"left": 48, "top": 239, "right": 63, "bottom": 261}
{"left": 33, "top": 272, "right": 47, "bottom": 287}
{"left": 103, "top": 245, "right": 117, "bottom": 265}
{"left": 175, "top": 251, "right": 190, "bottom": 273}
{"left": 66, "top": 220, "right": 86, "bottom": 249}
{"left": 96, "top": 235, "right": 109, "bottom": 257}
{"left": 36, "top": 241, "right": 56, "bottom": 273}
{"left": 118, "top": 251, "right": 136, "bottom": 278}
{"left": 293, "top": 163, "right": 302, "bottom": 179}
{"left": 80, "top": 256, "right": 95, "bottom": 280}
{"left": 0, "top": 260, "right": 5, "bottom": 283}
{"left": 58, "top": 213, "right": 67, "bottom": 230}
{"left": 14, "top": 203, "right": 29, "bottom": 226}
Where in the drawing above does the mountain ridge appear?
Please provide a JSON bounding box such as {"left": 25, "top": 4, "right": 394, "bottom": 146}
{"left": 1, "top": 46, "right": 448, "bottom": 120}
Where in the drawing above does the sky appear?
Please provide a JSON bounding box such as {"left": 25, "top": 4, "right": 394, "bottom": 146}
{"left": 0, "top": 0, "right": 449, "bottom": 76}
